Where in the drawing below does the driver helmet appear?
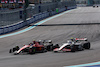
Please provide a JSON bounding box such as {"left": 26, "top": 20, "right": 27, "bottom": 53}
{"left": 71, "top": 37, "right": 74, "bottom": 41}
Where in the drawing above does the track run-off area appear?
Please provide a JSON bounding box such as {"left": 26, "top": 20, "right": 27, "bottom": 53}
{"left": 0, "top": 7, "right": 100, "bottom": 67}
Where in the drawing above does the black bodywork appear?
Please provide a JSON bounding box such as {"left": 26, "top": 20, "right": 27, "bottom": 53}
{"left": 38, "top": 40, "right": 59, "bottom": 51}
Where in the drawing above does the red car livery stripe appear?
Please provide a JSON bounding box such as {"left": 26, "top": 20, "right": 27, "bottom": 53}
{"left": 62, "top": 48, "right": 71, "bottom": 51}
{"left": 75, "top": 38, "right": 87, "bottom": 40}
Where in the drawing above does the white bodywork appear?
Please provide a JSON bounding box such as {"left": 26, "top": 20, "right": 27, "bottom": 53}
{"left": 59, "top": 43, "right": 70, "bottom": 50}
{"left": 54, "top": 42, "right": 73, "bottom": 51}
{"left": 17, "top": 45, "right": 29, "bottom": 53}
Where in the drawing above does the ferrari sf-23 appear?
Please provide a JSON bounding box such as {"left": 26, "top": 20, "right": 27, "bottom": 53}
{"left": 9, "top": 41, "right": 47, "bottom": 55}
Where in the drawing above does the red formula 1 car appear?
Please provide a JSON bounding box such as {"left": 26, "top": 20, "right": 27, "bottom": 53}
{"left": 53, "top": 38, "right": 91, "bottom": 52}
{"left": 9, "top": 41, "right": 47, "bottom": 55}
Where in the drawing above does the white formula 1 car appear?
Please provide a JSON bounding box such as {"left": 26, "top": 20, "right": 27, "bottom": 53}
{"left": 53, "top": 38, "right": 91, "bottom": 52}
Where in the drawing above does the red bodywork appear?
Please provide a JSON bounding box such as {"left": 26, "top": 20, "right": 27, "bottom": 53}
{"left": 33, "top": 41, "right": 44, "bottom": 51}
{"left": 17, "top": 41, "right": 44, "bottom": 53}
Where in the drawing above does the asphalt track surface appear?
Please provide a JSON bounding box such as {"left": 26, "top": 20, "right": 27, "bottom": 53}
{"left": 0, "top": 7, "right": 100, "bottom": 67}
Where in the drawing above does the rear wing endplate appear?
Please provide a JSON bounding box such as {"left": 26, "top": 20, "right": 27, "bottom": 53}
{"left": 75, "top": 38, "right": 88, "bottom": 41}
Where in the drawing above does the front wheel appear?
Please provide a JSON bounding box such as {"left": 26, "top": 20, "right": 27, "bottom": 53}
{"left": 53, "top": 44, "right": 59, "bottom": 50}
{"left": 9, "top": 49, "right": 13, "bottom": 53}
{"left": 13, "top": 51, "right": 19, "bottom": 55}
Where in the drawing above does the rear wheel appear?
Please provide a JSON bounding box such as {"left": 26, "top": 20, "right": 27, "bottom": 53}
{"left": 83, "top": 42, "right": 90, "bottom": 49}
{"left": 41, "top": 47, "right": 47, "bottom": 53}
{"left": 47, "top": 44, "right": 53, "bottom": 51}
{"left": 53, "top": 44, "right": 59, "bottom": 49}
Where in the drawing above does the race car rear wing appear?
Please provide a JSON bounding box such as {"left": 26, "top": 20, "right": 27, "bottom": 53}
{"left": 75, "top": 38, "right": 88, "bottom": 41}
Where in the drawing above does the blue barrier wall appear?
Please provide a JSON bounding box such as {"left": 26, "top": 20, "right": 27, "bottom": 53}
{"left": 0, "top": 6, "right": 77, "bottom": 35}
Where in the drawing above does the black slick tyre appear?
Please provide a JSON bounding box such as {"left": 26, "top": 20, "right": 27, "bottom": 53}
{"left": 9, "top": 49, "right": 13, "bottom": 53}
{"left": 83, "top": 42, "right": 90, "bottom": 49}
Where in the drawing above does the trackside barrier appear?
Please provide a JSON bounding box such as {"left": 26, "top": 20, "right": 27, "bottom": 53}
{"left": 42, "top": 12, "right": 45, "bottom": 19}
{"left": 51, "top": 11, "right": 56, "bottom": 15}
{"left": 0, "top": 6, "right": 77, "bottom": 35}
{"left": 67, "top": 6, "right": 77, "bottom": 10}
{"left": 35, "top": 14, "right": 39, "bottom": 21}
{"left": 32, "top": 17, "right": 35, "bottom": 23}
{"left": 39, "top": 13, "right": 42, "bottom": 20}
{"left": 19, "top": 23, "right": 22, "bottom": 29}
{"left": 38, "top": 13, "right": 41, "bottom": 20}
{"left": 9, "top": 26, "right": 13, "bottom": 32}
{"left": 20, "top": 22, "right": 24, "bottom": 28}
{"left": 42, "top": 12, "right": 45, "bottom": 18}
{"left": 44, "top": 12, "right": 48, "bottom": 18}
{"left": 41, "top": 13, "right": 44, "bottom": 19}
{"left": 0, "top": 28, "right": 3, "bottom": 35}
{"left": 3, "top": 27, "right": 8, "bottom": 34}
{"left": 28, "top": 18, "right": 32, "bottom": 24}
{"left": 17, "top": 23, "right": 22, "bottom": 29}
{"left": 12, "top": 25, "right": 16, "bottom": 31}
{"left": 33, "top": 15, "right": 36, "bottom": 22}
{"left": 17, "top": 24, "right": 20, "bottom": 29}
{"left": 27, "top": 20, "right": 30, "bottom": 25}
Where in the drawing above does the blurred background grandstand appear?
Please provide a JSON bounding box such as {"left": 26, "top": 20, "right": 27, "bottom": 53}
{"left": 76, "top": 0, "right": 100, "bottom": 7}
{"left": 0, "top": 0, "right": 76, "bottom": 27}
{"left": 0, "top": 0, "right": 100, "bottom": 27}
